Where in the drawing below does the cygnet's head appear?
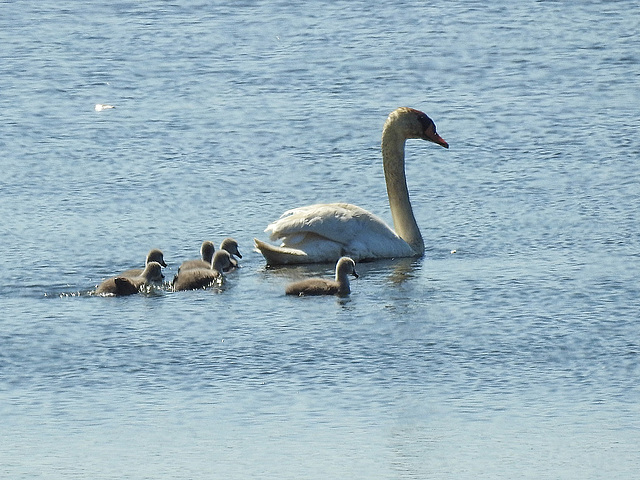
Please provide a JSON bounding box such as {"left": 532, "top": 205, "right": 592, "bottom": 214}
{"left": 220, "top": 238, "right": 242, "bottom": 258}
{"left": 147, "top": 249, "right": 167, "bottom": 267}
{"left": 142, "top": 261, "right": 165, "bottom": 282}
{"left": 336, "top": 257, "right": 358, "bottom": 279}
{"left": 211, "top": 250, "right": 233, "bottom": 273}
{"left": 201, "top": 241, "right": 216, "bottom": 261}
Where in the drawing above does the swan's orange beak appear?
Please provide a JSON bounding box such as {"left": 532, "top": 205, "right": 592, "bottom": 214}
{"left": 425, "top": 131, "right": 449, "bottom": 149}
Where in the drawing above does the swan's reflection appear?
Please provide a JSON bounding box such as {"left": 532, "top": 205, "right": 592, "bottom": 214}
{"left": 260, "top": 255, "right": 424, "bottom": 295}
{"left": 355, "top": 256, "right": 422, "bottom": 285}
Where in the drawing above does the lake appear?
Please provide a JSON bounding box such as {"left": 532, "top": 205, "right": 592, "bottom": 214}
{"left": 1, "top": 1, "right": 639, "bottom": 478}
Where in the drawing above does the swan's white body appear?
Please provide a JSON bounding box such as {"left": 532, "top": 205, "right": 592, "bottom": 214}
{"left": 255, "top": 107, "right": 448, "bottom": 265}
{"left": 260, "top": 203, "right": 416, "bottom": 263}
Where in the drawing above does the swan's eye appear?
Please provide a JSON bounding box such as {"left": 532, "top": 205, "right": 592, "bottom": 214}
{"left": 417, "top": 114, "right": 434, "bottom": 132}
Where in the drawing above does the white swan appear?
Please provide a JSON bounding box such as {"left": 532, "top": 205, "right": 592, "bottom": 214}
{"left": 285, "top": 257, "right": 358, "bottom": 296}
{"left": 254, "top": 107, "right": 448, "bottom": 264}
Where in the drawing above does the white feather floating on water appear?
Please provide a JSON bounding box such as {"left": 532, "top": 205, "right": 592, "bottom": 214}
{"left": 94, "top": 104, "right": 115, "bottom": 112}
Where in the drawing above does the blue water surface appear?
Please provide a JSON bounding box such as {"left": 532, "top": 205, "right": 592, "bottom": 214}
{"left": 1, "top": 1, "right": 639, "bottom": 479}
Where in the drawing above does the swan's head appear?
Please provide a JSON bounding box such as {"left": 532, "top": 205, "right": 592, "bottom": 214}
{"left": 390, "top": 107, "right": 449, "bottom": 149}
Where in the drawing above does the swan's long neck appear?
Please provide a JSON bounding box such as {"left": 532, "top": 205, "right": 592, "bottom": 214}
{"left": 381, "top": 123, "right": 424, "bottom": 255}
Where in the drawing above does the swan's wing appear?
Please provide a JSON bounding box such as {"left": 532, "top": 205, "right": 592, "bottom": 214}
{"left": 266, "top": 203, "right": 395, "bottom": 246}
{"left": 259, "top": 203, "right": 416, "bottom": 263}
{"left": 255, "top": 236, "right": 343, "bottom": 264}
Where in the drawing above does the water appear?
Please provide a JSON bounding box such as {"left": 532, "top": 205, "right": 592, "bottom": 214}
{"left": 1, "top": 1, "right": 639, "bottom": 478}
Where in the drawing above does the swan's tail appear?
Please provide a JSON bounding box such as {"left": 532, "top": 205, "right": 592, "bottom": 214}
{"left": 253, "top": 238, "right": 310, "bottom": 265}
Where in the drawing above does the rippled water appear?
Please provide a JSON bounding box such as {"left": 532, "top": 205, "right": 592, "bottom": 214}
{"left": 1, "top": 1, "right": 639, "bottom": 478}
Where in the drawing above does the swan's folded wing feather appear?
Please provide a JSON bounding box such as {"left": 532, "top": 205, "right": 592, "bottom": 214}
{"left": 266, "top": 203, "right": 393, "bottom": 245}
{"left": 254, "top": 236, "right": 343, "bottom": 264}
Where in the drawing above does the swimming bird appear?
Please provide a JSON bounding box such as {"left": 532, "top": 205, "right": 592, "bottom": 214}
{"left": 285, "top": 257, "right": 358, "bottom": 296}
{"left": 172, "top": 250, "right": 233, "bottom": 291}
{"left": 178, "top": 241, "right": 216, "bottom": 272}
{"left": 219, "top": 237, "right": 242, "bottom": 270}
{"left": 254, "top": 107, "right": 448, "bottom": 264}
{"left": 95, "top": 261, "right": 164, "bottom": 296}
{"left": 178, "top": 238, "right": 242, "bottom": 272}
{"left": 120, "top": 248, "right": 168, "bottom": 277}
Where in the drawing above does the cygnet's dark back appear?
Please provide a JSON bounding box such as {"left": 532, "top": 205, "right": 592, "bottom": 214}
{"left": 285, "top": 257, "right": 358, "bottom": 297}
{"left": 95, "top": 261, "right": 164, "bottom": 296}
{"left": 178, "top": 241, "right": 216, "bottom": 272}
{"left": 120, "top": 248, "right": 167, "bottom": 277}
{"left": 172, "top": 250, "right": 232, "bottom": 291}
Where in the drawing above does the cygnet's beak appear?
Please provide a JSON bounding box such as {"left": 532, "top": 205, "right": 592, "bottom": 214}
{"left": 424, "top": 131, "right": 449, "bottom": 149}
{"left": 352, "top": 270, "right": 359, "bottom": 279}
{"left": 161, "top": 260, "right": 168, "bottom": 267}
